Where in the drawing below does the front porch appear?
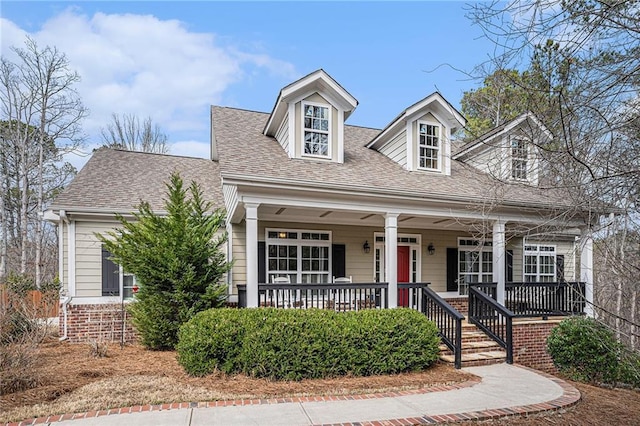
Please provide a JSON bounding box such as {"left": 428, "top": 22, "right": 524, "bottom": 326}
{"left": 237, "top": 280, "right": 586, "bottom": 369}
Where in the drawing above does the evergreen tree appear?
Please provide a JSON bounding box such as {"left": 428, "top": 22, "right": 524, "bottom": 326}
{"left": 97, "top": 173, "right": 230, "bottom": 349}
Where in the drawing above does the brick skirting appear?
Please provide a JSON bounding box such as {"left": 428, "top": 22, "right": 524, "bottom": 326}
{"left": 512, "top": 319, "right": 561, "bottom": 373}
{"left": 60, "top": 303, "right": 137, "bottom": 343}
{"left": 443, "top": 297, "right": 468, "bottom": 315}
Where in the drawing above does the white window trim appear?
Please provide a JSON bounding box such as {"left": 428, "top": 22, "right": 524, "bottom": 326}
{"left": 457, "top": 238, "right": 494, "bottom": 294}
{"left": 265, "top": 228, "right": 332, "bottom": 283}
{"left": 523, "top": 243, "right": 557, "bottom": 282}
{"left": 416, "top": 120, "right": 442, "bottom": 172}
{"left": 510, "top": 136, "right": 529, "bottom": 181}
{"left": 301, "top": 101, "right": 332, "bottom": 160}
{"left": 119, "top": 266, "right": 137, "bottom": 301}
{"left": 373, "top": 232, "right": 422, "bottom": 283}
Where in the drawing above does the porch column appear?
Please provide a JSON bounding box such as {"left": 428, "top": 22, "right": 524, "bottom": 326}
{"left": 580, "top": 231, "right": 594, "bottom": 317}
{"left": 385, "top": 213, "right": 399, "bottom": 308}
{"left": 492, "top": 220, "right": 506, "bottom": 305}
{"left": 245, "top": 203, "right": 260, "bottom": 308}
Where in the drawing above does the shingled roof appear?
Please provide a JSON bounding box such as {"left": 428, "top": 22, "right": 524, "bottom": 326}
{"left": 212, "top": 106, "right": 569, "bottom": 209}
{"left": 51, "top": 149, "right": 223, "bottom": 213}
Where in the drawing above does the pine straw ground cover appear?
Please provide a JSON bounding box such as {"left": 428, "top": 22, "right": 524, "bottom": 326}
{"left": 2, "top": 338, "right": 639, "bottom": 425}
{"left": 1, "top": 337, "right": 473, "bottom": 423}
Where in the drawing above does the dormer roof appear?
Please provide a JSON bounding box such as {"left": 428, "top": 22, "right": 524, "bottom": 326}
{"left": 263, "top": 69, "right": 358, "bottom": 137}
{"left": 453, "top": 112, "right": 552, "bottom": 160}
{"left": 366, "top": 92, "right": 466, "bottom": 150}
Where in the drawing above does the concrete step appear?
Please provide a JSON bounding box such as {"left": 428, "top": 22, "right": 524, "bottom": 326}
{"left": 439, "top": 340, "right": 502, "bottom": 355}
{"left": 439, "top": 350, "right": 507, "bottom": 367}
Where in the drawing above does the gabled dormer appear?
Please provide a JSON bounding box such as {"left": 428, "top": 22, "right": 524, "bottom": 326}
{"left": 263, "top": 69, "right": 358, "bottom": 163}
{"left": 366, "top": 93, "right": 465, "bottom": 176}
{"left": 453, "top": 112, "right": 553, "bottom": 186}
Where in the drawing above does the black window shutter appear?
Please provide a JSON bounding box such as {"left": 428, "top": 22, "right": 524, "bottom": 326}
{"left": 332, "top": 244, "right": 346, "bottom": 279}
{"left": 556, "top": 254, "right": 565, "bottom": 282}
{"left": 446, "top": 248, "right": 458, "bottom": 291}
{"left": 505, "top": 250, "right": 513, "bottom": 283}
{"left": 258, "top": 241, "right": 266, "bottom": 284}
{"left": 101, "top": 246, "right": 120, "bottom": 296}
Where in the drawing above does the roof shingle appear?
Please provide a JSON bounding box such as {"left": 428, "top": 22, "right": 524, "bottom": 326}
{"left": 51, "top": 149, "right": 223, "bottom": 213}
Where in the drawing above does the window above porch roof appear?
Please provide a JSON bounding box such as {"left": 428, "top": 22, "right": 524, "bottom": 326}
{"left": 263, "top": 69, "right": 358, "bottom": 164}
{"left": 365, "top": 92, "right": 466, "bottom": 176}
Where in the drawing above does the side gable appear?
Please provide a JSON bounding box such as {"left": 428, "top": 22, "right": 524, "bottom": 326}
{"left": 366, "top": 93, "right": 466, "bottom": 176}
{"left": 453, "top": 112, "right": 553, "bottom": 186}
{"left": 263, "top": 69, "right": 358, "bottom": 164}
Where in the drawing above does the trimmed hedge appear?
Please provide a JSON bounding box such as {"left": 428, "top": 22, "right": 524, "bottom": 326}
{"left": 547, "top": 316, "right": 640, "bottom": 388}
{"left": 177, "top": 308, "right": 441, "bottom": 380}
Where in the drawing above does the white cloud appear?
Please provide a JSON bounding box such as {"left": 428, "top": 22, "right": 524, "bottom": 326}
{"left": 1, "top": 9, "right": 296, "bottom": 165}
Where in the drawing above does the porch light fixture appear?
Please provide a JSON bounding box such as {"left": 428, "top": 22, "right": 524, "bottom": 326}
{"left": 363, "top": 240, "right": 371, "bottom": 254}
{"left": 427, "top": 243, "right": 435, "bottom": 255}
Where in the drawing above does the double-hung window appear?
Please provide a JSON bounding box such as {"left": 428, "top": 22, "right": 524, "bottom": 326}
{"left": 511, "top": 137, "right": 528, "bottom": 180}
{"left": 458, "top": 239, "right": 493, "bottom": 294}
{"left": 418, "top": 122, "right": 440, "bottom": 170}
{"left": 303, "top": 103, "right": 330, "bottom": 157}
{"left": 266, "top": 230, "right": 331, "bottom": 284}
{"left": 524, "top": 244, "right": 556, "bottom": 282}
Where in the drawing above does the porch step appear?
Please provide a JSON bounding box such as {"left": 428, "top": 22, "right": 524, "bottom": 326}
{"left": 438, "top": 322, "right": 507, "bottom": 368}
{"left": 439, "top": 339, "right": 502, "bottom": 355}
{"left": 439, "top": 350, "right": 507, "bottom": 367}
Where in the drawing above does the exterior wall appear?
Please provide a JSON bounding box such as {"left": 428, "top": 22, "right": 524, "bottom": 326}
{"left": 230, "top": 220, "right": 478, "bottom": 294}
{"left": 61, "top": 221, "right": 69, "bottom": 293}
{"left": 466, "top": 137, "right": 506, "bottom": 179}
{"left": 379, "top": 130, "right": 407, "bottom": 168}
{"left": 410, "top": 112, "right": 447, "bottom": 173}
{"left": 275, "top": 111, "right": 289, "bottom": 153}
{"left": 75, "top": 221, "right": 120, "bottom": 297}
{"left": 524, "top": 237, "right": 577, "bottom": 281}
{"left": 293, "top": 93, "right": 339, "bottom": 162}
{"left": 512, "top": 319, "right": 561, "bottom": 373}
{"left": 61, "top": 303, "right": 137, "bottom": 343}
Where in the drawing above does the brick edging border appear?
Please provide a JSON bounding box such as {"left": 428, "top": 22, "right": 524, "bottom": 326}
{"left": 316, "top": 366, "right": 581, "bottom": 426}
{"left": 5, "top": 378, "right": 481, "bottom": 426}
{"left": 5, "top": 368, "right": 581, "bottom": 426}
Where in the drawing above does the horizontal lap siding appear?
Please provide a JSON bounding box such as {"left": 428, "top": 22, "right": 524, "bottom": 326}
{"left": 379, "top": 130, "right": 407, "bottom": 168}
{"left": 275, "top": 112, "right": 289, "bottom": 152}
{"left": 231, "top": 221, "right": 479, "bottom": 293}
{"left": 75, "top": 221, "right": 121, "bottom": 297}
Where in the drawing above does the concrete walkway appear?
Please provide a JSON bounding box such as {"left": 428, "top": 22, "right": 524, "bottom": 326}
{"left": 15, "top": 364, "right": 581, "bottom": 426}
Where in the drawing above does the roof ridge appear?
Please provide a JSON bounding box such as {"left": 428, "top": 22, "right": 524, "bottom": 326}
{"left": 99, "top": 147, "right": 213, "bottom": 162}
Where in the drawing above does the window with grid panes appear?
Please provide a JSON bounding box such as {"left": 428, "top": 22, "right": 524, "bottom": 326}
{"left": 303, "top": 103, "right": 330, "bottom": 157}
{"left": 266, "top": 229, "right": 331, "bottom": 283}
{"left": 524, "top": 244, "right": 556, "bottom": 282}
{"left": 418, "top": 122, "right": 440, "bottom": 170}
{"left": 458, "top": 239, "right": 493, "bottom": 294}
{"left": 511, "top": 137, "right": 528, "bottom": 180}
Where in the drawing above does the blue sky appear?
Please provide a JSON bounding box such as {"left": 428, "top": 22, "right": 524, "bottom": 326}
{"left": 1, "top": 1, "right": 496, "bottom": 169}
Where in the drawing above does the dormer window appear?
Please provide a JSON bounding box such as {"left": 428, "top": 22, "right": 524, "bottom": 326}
{"left": 511, "top": 137, "right": 528, "bottom": 180}
{"left": 418, "top": 122, "right": 440, "bottom": 170}
{"left": 303, "top": 102, "right": 330, "bottom": 158}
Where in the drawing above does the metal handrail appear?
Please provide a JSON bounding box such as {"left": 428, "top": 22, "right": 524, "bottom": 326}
{"left": 468, "top": 284, "right": 514, "bottom": 364}
{"left": 421, "top": 285, "right": 465, "bottom": 369}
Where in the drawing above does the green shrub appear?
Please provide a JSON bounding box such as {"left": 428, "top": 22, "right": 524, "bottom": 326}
{"left": 177, "top": 308, "right": 440, "bottom": 380}
{"left": 97, "top": 173, "right": 231, "bottom": 350}
{"left": 547, "top": 316, "right": 621, "bottom": 383}
{"left": 619, "top": 350, "right": 640, "bottom": 388}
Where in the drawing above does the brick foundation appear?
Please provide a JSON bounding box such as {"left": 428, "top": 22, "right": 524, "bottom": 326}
{"left": 60, "top": 303, "right": 137, "bottom": 343}
{"left": 512, "top": 319, "right": 561, "bottom": 373}
{"left": 444, "top": 297, "right": 468, "bottom": 315}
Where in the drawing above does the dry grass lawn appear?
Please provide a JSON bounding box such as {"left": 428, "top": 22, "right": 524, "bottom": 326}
{"left": 2, "top": 338, "right": 639, "bottom": 425}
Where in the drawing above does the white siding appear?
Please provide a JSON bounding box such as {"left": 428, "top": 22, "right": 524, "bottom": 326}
{"left": 75, "top": 221, "right": 121, "bottom": 297}
{"left": 222, "top": 184, "right": 238, "bottom": 219}
{"left": 379, "top": 130, "right": 407, "bottom": 168}
{"left": 275, "top": 112, "right": 289, "bottom": 153}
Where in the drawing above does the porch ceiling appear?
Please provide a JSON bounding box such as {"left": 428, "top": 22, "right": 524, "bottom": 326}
{"left": 258, "top": 205, "right": 472, "bottom": 230}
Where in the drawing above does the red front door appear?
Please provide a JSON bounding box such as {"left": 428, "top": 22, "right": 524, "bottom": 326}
{"left": 397, "top": 246, "right": 410, "bottom": 307}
